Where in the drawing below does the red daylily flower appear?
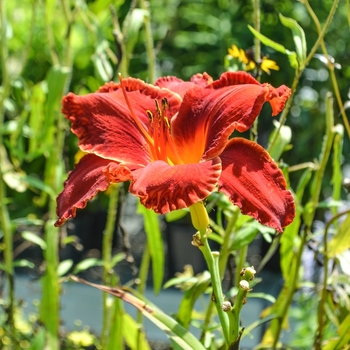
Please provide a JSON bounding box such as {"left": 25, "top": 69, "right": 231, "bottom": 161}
{"left": 55, "top": 71, "right": 295, "bottom": 232}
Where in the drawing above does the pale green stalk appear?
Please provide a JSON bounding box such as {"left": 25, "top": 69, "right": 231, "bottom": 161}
{"left": 271, "top": 93, "right": 335, "bottom": 349}
{"left": 101, "top": 185, "right": 120, "bottom": 348}
{"left": 196, "top": 229, "right": 231, "bottom": 347}
{"left": 302, "top": 0, "right": 350, "bottom": 137}
{"left": 0, "top": 0, "right": 17, "bottom": 346}
{"left": 269, "top": 0, "right": 339, "bottom": 153}
{"left": 200, "top": 207, "right": 239, "bottom": 343}
{"left": 315, "top": 209, "right": 350, "bottom": 349}
{"left": 136, "top": 243, "right": 150, "bottom": 324}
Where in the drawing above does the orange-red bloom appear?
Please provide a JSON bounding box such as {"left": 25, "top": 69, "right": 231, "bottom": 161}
{"left": 55, "top": 71, "right": 295, "bottom": 232}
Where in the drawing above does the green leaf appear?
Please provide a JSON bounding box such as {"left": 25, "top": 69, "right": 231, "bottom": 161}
{"left": 92, "top": 41, "right": 113, "bottom": 82}
{"left": 57, "top": 259, "right": 74, "bottom": 277}
{"left": 0, "top": 144, "right": 27, "bottom": 192}
{"left": 331, "top": 125, "right": 344, "bottom": 216}
{"left": 279, "top": 13, "right": 307, "bottom": 69}
{"left": 280, "top": 206, "right": 301, "bottom": 282}
{"left": 22, "top": 231, "right": 47, "bottom": 250}
{"left": 176, "top": 271, "right": 210, "bottom": 329}
{"left": 13, "top": 259, "right": 35, "bottom": 269}
{"left": 107, "top": 296, "right": 124, "bottom": 350}
{"left": 165, "top": 209, "right": 188, "bottom": 222}
{"left": 72, "top": 258, "right": 103, "bottom": 274}
{"left": 111, "top": 252, "right": 126, "bottom": 268}
{"left": 328, "top": 213, "right": 350, "bottom": 257}
{"left": 230, "top": 225, "right": 261, "bottom": 250}
{"left": 72, "top": 277, "right": 206, "bottom": 350}
{"left": 122, "top": 313, "right": 151, "bottom": 350}
{"left": 124, "top": 9, "right": 148, "bottom": 56}
{"left": 137, "top": 203, "right": 164, "bottom": 294}
{"left": 268, "top": 121, "right": 292, "bottom": 161}
{"left": 42, "top": 66, "right": 70, "bottom": 149}
{"left": 248, "top": 25, "right": 298, "bottom": 68}
{"left": 28, "top": 327, "right": 46, "bottom": 350}
{"left": 323, "top": 312, "right": 350, "bottom": 349}
{"left": 28, "top": 83, "right": 46, "bottom": 156}
{"left": 23, "top": 175, "right": 56, "bottom": 199}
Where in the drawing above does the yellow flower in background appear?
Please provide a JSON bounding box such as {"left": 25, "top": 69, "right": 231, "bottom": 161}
{"left": 227, "top": 45, "right": 279, "bottom": 75}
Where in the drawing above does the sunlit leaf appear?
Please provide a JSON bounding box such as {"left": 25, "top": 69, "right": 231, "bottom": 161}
{"left": 72, "top": 258, "right": 103, "bottom": 274}
{"left": 279, "top": 14, "right": 307, "bottom": 69}
{"left": 323, "top": 312, "right": 350, "bottom": 349}
{"left": 22, "top": 231, "right": 47, "bottom": 250}
{"left": 248, "top": 25, "right": 298, "bottom": 68}
{"left": 13, "top": 259, "right": 35, "bottom": 269}
{"left": 111, "top": 252, "right": 126, "bottom": 268}
{"left": 0, "top": 144, "right": 27, "bottom": 192}
{"left": 125, "top": 9, "right": 148, "bottom": 57}
{"left": 70, "top": 277, "right": 206, "bottom": 350}
{"left": 176, "top": 271, "right": 210, "bottom": 329}
{"left": 137, "top": 203, "right": 164, "bottom": 294}
{"left": 165, "top": 209, "right": 188, "bottom": 222}
{"left": 268, "top": 121, "right": 292, "bottom": 161}
{"left": 328, "top": 213, "right": 350, "bottom": 257}
{"left": 57, "top": 259, "right": 74, "bottom": 277}
{"left": 23, "top": 175, "right": 56, "bottom": 199}
{"left": 122, "top": 313, "right": 151, "bottom": 350}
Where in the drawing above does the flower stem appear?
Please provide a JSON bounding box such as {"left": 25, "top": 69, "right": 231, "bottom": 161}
{"left": 200, "top": 206, "right": 239, "bottom": 343}
{"left": 195, "top": 229, "right": 231, "bottom": 346}
{"left": 101, "top": 184, "right": 120, "bottom": 348}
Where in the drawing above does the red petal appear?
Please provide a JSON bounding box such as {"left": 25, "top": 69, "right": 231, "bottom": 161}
{"left": 155, "top": 76, "right": 194, "bottom": 98}
{"left": 55, "top": 154, "right": 132, "bottom": 226}
{"left": 171, "top": 71, "right": 291, "bottom": 163}
{"left": 62, "top": 78, "right": 182, "bottom": 165}
{"left": 155, "top": 73, "right": 213, "bottom": 98}
{"left": 218, "top": 138, "right": 295, "bottom": 232}
{"left": 130, "top": 158, "right": 222, "bottom": 214}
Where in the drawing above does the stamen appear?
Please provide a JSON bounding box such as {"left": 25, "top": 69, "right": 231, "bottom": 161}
{"left": 146, "top": 110, "right": 153, "bottom": 122}
{"left": 162, "top": 98, "right": 169, "bottom": 111}
{"left": 118, "top": 74, "right": 155, "bottom": 148}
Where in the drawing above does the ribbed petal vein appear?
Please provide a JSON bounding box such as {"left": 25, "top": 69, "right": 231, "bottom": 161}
{"left": 55, "top": 154, "right": 133, "bottom": 226}
{"left": 130, "top": 158, "right": 222, "bottom": 214}
{"left": 218, "top": 138, "right": 295, "bottom": 232}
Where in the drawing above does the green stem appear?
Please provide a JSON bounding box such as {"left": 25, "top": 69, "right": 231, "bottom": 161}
{"left": 139, "top": 0, "right": 156, "bottom": 82}
{"left": 200, "top": 207, "right": 239, "bottom": 343}
{"left": 219, "top": 208, "right": 239, "bottom": 278}
{"left": 230, "top": 267, "right": 256, "bottom": 343}
{"left": 271, "top": 93, "right": 335, "bottom": 348}
{"left": 235, "top": 245, "right": 248, "bottom": 288}
{"left": 303, "top": 0, "right": 350, "bottom": 138}
{"left": 303, "top": 0, "right": 339, "bottom": 68}
{"left": 101, "top": 185, "right": 120, "bottom": 348}
{"left": 315, "top": 209, "right": 350, "bottom": 349}
{"left": 271, "top": 228, "right": 308, "bottom": 349}
{"left": 0, "top": 0, "right": 17, "bottom": 346}
{"left": 44, "top": 0, "right": 60, "bottom": 65}
{"left": 136, "top": 242, "right": 150, "bottom": 324}
{"left": 251, "top": 0, "right": 260, "bottom": 141}
{"left": 197, "top": 230, "right": 231, "bottom": 346}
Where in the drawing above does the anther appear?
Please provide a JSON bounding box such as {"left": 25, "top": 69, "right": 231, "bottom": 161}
{"left": 162, "top": 98, "right": 169, "bottom": 111}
